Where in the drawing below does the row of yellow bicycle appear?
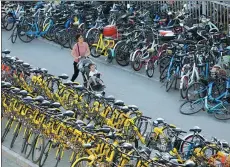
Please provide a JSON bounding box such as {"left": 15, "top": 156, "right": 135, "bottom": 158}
{"left": 1, "top": 51, "right": 230, "bottom": 167}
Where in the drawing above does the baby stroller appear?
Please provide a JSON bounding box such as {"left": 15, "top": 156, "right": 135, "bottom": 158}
{"left": 78, "top": 57, "right": 105, "bottom": 93}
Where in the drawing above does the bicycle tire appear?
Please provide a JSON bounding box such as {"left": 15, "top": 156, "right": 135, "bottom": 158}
{"left": 24, "top": 132, "right": 36, "bottom": 158}
{"left": 186, "top": 82, "right": 207, "bottom": 101}
{"left": 159, "top": 64, "right": 168, "bottom": 83}
{"left": 59, "top": 30, "right": 70, "bottom": 48}
{"left": 166, "top": 75, "right": 176, "bottom": 92}
{"left": 21, "top": 128, "right": 30, "bottom": 153}
{"left": 131, "top": 51, "right": 143, "bottom": 71}
{"left": 90, "top": 45, "right": 101, "bottom": 58}
{"left": 18, "top": 24, "right": 35, "bottom": 43}
{"left": 145, "top": 59, "right": 155, "bottom": 78}
{"left": 180, "top": 134, "right": 205, "bottom": 155}
{"left": 39, "top": 140, "right": 52, "bottom": 167}
{"left": 137, "top": 119, "right": 148, "bottom": 136}
{"left": 106, "top": 48, "right": 113, "bottom": 63}
{"left": 179, "top": 100, "right": 203, "bottom": 115}
{"left": 32, "top": 134, "right": 45, "bottom": 163}
{"left": 71, "top": 157, "right": 94, "bottom": 167}
{"left": 10, "top": 122, "right": 21, "bottom": 148}
{"left": 114, "top": 41, "right": 131, "bottom": 67}
{"left": 214, "top": 104, "right": 230, "bottom": 120}
{"left": 3, "top": 14, "right": 15, "bottom": 31}
{"left": 2, "top": 118, "right": 13, "bottom": 142}
{"left": 180, "top": 76, "right": 189, "bottom": 99}
{"left": 54, "top": 147, "right": 63, "bottom": 167}
{"left": 11, "top": 25, "right": 18, "bottom": 43}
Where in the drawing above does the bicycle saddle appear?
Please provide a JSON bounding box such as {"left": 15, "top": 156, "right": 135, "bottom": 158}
{"left": 22, "top": 63, "right": 30, "bottom": 68}
{"left": 75, "top": 120, "right": 86, "bottom": 127}
{"left": 1, "top": 82, "right": 12, "bottom": 88}
{"left": 103, "top": 95, "right": 115, "bottom": 102}
{"left": 120, "top": 106, "right": 130, "bottom": 113}
{"left": 50, "top": 102, "right": 61, "bottom": 108}
{"left": 58, "top": 74, "right": 69, "bottom": 80}
{"left": 23, "top": 96, "right": 34, "bottom": 102}
{"left": 18, "top": 90, "right": 28, "bottom": 97}
{"left": 114, "top": 100, "right": 124, "bottom": 106}
{"left": 34, "top": 96, "right": 45, "bottom": 103}
{"left": 189, "top": 126, "right": 202, "bottom": 133}
{"left": 127, "top": 105, "right": 139, "bottom": 111}
{"left": 15, "top": 59, "right": 24, "bottom": 65}
{"left": 40, "top": 100, "right": 51, "bottom": 107}
{"left": 85, "top": 124, "right": 94, "bottom": 130}
{"left": 74, "top": 85, "right": 85, "bottom": 91}
{"left": 11, "top": 88, "right": 21, "bottom": 93}
{"left": 120, "top": 143, "right": 133, "bottom": 150}
{"left": 30, "top": 68, "right": 42, "bottom": 74}
{"left": 156, "top": 118, "right": 165, "bottom": 124}
{"left": 5, "top": 55, "right": 12, "bottom": 59}
{"left": 173, "top": 128, "right": 187, "bottom": 135}
{"left": 63, "top": 110, "right": 74, "bottom": 117}
{"left": 139, "top": 146, "right": 151, "bottom": 156}
{"left": 63, "top": 80, "right": 73, "bottom": 86}
{"left": 40, "top": 68, "right": 48, "bottom": 73}
{"left": 2, "top": 50, "right": 10, "bottom": 54}
{"left": 95, "top": 127, "right": 111, "bottom": 133}
{"left": 184, "top": 160, "right": 196, "bottom": 167}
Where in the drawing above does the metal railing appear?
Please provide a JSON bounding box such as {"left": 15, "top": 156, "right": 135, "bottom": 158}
{"left": 124, "top": 1, "right": 230, "bottom": 34}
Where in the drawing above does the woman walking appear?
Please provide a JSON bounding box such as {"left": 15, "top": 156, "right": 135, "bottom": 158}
{"left": 71, "top": 34, "right": 90, "bottom": 83}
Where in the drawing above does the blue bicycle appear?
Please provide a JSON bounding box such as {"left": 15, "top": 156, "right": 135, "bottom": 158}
{"left": 18, "top": 8, "right": 54, "bottom": 43}
{"left": 180, "top": 77, "right": 230, "bottom": 120}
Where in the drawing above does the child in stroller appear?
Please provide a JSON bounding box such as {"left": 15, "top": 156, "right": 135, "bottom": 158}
{"left": 88, "top": 63, "right": 105, "bottom": 89}
{"left": 78, "top": 57, "right": 105, "bottom": 92}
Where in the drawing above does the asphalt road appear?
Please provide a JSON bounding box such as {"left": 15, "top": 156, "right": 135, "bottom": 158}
{"left": 1, "top": 30, "right": 230, "bottom": 144}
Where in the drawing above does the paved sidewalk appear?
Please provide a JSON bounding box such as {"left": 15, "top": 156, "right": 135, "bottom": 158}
{"left": 2, "top": 145, "right": 38, "bottom": 167}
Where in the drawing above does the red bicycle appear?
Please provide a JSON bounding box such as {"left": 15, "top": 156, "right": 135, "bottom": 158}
{"left": 145, "top": 43, "right": 169, "bottom": 78}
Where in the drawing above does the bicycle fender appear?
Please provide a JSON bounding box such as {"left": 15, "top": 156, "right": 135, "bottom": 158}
{"left": 85, "top": 28, "right": 98, "bottom": 39}
{"left": 113, "top": 40, "right": 125, "bottom": 51}
{"left": 131, "top": 49, "right": 142, "bottom": 62}
{"left": 108, "top": 48, "right": 115, "bottom": 57}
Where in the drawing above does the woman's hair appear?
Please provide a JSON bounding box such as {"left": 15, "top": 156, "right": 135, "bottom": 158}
{"left": 76, "top": 33, "right": 83, "bottom": 40}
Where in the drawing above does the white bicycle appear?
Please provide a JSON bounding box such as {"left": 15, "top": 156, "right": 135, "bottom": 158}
{"left": 179, "top": 61, "right": 201, "bottom": 99}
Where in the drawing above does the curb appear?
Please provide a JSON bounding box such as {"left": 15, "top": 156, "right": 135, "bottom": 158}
{"left": 2, "top": 145, "right": 38, "bottom": 167}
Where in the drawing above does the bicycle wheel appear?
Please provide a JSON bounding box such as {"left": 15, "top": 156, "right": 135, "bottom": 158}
{"left": 186, "top": 82, "right": 207, "bottom": 101}
{"left": 59, "top": 29, "right": 70, "bottom": 48}
{"left": 137, "top": 119, "right": 148, "bottom": 136}
{"left": 86, "top": 28, "right": 99, "bottom": 46}
{"left": 3, "top": 14, "right": 15, "bottom": 31}
{"left": 10, "top": 122, "right": 22, "bottom": 148}
{"left": 24, "top": 131, "right": 36, "bottom": 158}
{"left": 180, "top": 76, "right": 189, "bottom": 99}
{"left": 21, "top": 128, "right": 30, "bottom": 153}
{"left": 159, "top": 64, "right": 168, "bottom": 82}
{"left": 11, "top": 25, "right": 18, "bottom": 43}
{"left": 166, "top": 75, "right": 176, "bottom": 92}
{"left": 18, "top": 24, "right": 35, "bottom": 43}
{"left": 115, "top": 41, "right": 130, "bottom": 66}
{"left": 71, "top": 157, "right": 94, "bottom": 167}
{"left": 131, "top": 51, "right": 142, "bottom": 71}
{"left": 54, "top": 147, "right": 63, "bottom": 167}
{"left": 214, "top": 103, "right": 230, "bottom": 120}
{"left": 32, "top": 134, "right": 45, "bottom": 163}
{"left": 145, "top": 59, "right": 155, "bottom": 78}
{"left": 179, "top": 100, "right": 204, "bottom": 115}
{"left": 39, "top": 140, "right": 52, "bottom": 167}
{"left": 90, "top": 45, "right": 101, "bottom": 58}
{"left": 106, "top": 48, "right": 113, "bottom": 63}
{"left": 2, "top": 118, "right": 13, "bottom": 142}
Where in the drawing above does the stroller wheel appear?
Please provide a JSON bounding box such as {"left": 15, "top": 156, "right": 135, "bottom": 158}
{"left": 102, "top": 91, "right": 105, "bottom": 96}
